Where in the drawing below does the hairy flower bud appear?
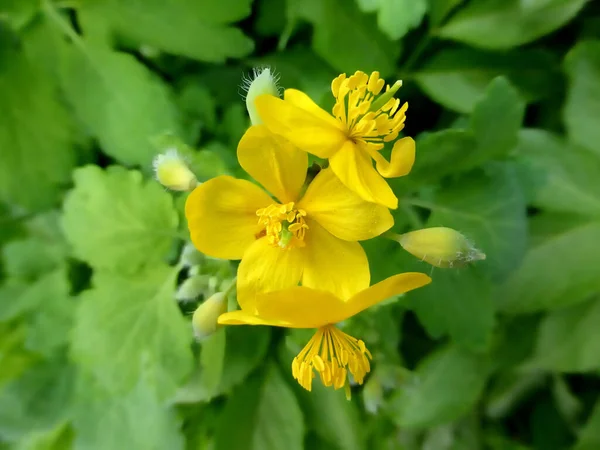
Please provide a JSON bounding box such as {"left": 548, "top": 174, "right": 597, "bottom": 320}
{"left": 192, "top": 292, "right": 228, "bottom": 340}
{"left": 241, "top": 67, "right": 280, "bottom": 125}
{"left": 398, "top": 227, "right": 486, "bottom": 268}
{"left": 152, "top": 149, "right": 198, "bottom": 191}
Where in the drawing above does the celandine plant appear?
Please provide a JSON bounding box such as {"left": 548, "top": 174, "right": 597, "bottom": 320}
{"left": 153, "top": 68, "right": 485, "bottom": 398}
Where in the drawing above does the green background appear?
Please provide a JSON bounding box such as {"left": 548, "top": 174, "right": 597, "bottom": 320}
{"left": 1, "top": 0, "right": 600, "bottom": 449}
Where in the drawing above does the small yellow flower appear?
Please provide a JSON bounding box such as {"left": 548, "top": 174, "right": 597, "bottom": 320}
{"left": 255, "top": 70, "right": 416, "bottom": 209}
{"left": 185, "top": 125, "right": 394, "bottom": 307}
{"left": 218, "top": 272, "right": 431, "bottom": 396}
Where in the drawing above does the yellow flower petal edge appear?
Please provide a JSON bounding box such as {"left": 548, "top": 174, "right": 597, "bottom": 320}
{"left": 329, "top": 140, "right": 398, "bottom": 209}
{"left": 218, "top": 272, "right": 431, "bottom": 396}
{"left": 254, "top": 93, "right": 346, "bottom": 159}
{"left": 237, "top": 125, "right": 308, "bottom": 204}
{"left": 298, "top": 167, "right": 393, "bottom": 241}
{"left": 185, "top": 176, "right": 273, "bottom": 259}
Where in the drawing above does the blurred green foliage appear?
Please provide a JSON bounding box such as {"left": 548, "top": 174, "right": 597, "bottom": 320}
{"left": 1, "top": 0, "right": 600, "bottom": 449}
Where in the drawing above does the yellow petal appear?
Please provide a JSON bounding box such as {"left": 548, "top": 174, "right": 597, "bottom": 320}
{"left": 185, "top": 176, "right": 272, "bottom": 259}
{"left": 237, "top": 237, "right": 305, "bottom": 309}
{"left": 343, "top": 272, "right": 432, "bottom": 318}
{"left": 367, "top": 137, "right": 415, "bottom": 178}
{"left": 298, "top": 168, "right": 393, "bottom": 241}
{"left": 237, "top": 125, "right": 307, "bottom": 203}
{"left": 329, "top": 140, "right": 399, "bottom": 209}
{"left": 254, "top": 92, "right": 347, "bottom": 159}
{"left": 217, "top": 310, "right": 292, "bottom": 327}
{"left": 302, "top": 220, "right": 369, "bottom": 299}
{"left": 255, "top": 287, "right": 349, "bottom": 328}
{"left": 284, "top": 89, "right": 341, "bottom": 129}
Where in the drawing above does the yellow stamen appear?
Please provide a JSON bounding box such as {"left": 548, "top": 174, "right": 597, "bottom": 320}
{"left": 256, "top": 202, "right": 308, "bottom": 249}
{"left": 291, "top": 325, "right": 372, "bottom": 394}
{"left": 331, "top": 70, "right": 407, "bottom": 149}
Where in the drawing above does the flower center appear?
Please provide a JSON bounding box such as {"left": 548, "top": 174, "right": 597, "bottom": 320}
{"left": 256, "top": 202, "right": 308, "bottom": 249}
{"left": 292, "top": 325, "right": 372, "bottom": 398}
{"left": 331, "top": 71, "right": 408, "bottom": 149}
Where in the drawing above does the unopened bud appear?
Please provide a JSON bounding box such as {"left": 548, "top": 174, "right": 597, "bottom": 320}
{"left": 398, "top": 227, "right": 486, "bottom": 268}
{"left": 152, "top": 149, "right": 198, "bottom": 191}
{"left": 241, "top": 67, "right": 280, "bottom": 125}
{"left": 192, "top": 292, "right": 228, "bottom": 340}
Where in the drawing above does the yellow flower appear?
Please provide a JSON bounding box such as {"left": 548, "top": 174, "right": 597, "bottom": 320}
{"left": 185, "top": 125, "right": 394, "bottom": 308}
{"left": 218, "top": 272, "right": 431, "bottom": 396}
{"left": 255, "top": 70, "right": 416, "bottom": 209}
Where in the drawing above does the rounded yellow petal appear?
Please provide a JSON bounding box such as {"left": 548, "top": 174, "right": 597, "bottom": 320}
{"left": 343, "top": 272, "right": 432, "bottom": 319}
{"left": 237, "top": 237, "right": 305, "bottom": 309}
{"left": 255, "top": 287, "right": 349, "bottom": 328}
{"left": 298, "top": 168, "right": 393, "bottom": 241}
{"left": 254, "top": 92, "right": 347, "bottom": 159}
{"left": 284, "top": 89, "right": 341, "bottom": 129}
{"left": 368, "top": 137, "right": 415, "bottom": 178}
{"left": 302, "top": 220, "right": 369, "bottom": 299}
{"left": 237, "top": 125, "right": 307, "bottom": 203}
{"left": 185, "top": 176, "right": 272, "bottom": 259}
{"left": 217, "top": 310, "right": 292, "bottom": 327}
{"left": 329, "top": 141, "right": 399, "bottom": 209}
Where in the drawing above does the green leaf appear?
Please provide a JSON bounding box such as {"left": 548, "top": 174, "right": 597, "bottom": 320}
{"left": 0, "top": 33, "right": 76, "bottom": 210}
{"left": 564, "top": 40, "right": 600, "bottom": 155}
{"left": 374, "top": 0, "right": 428, "bottom": 40}
{"left": 0, "top": 324, "right": 36, "bottom": 390}
{"left": 415, "top": 48, "right": 559, "bottom": 113}
{"left": 214, "top": 364, "right": 305, "bottom": 450}
{"left": 424, "top": 164, "right": 528, "bottom": 282}
{"left": 470, "top": 77, "right": 525, "bottom": 165}
{"left": 573, "top": 399, "right": 600, "bottom": 450}
{"left": 515, "top": 129, "right": 600, "bottom": 216}
{"left": 73, "top": 365, "right": 184, "bottom": 450}
{"left": 0, "top": 0, "right": 38, "bottom": 30}
{"left": 0, "top": 357, "right": 73, "bottom": 441}
{"left": 400, "top": 129, "right": 478, "bottom": 185}
{"left": 408, "top": 266, "right": 494, "bottom": 352}
{"left": 295, "top": 0, "right": 401, "bottom": 75}
{"left": 2, "top": 213, "right": 68, "bottom": 280}
{"left": 523, "top": 297, "right": 600, "bottom": 373}
{"left": 438, "top": 0, "right": 587, "bottom": 49}
{"left": 499, "top": 222, "right": 600, "bottom": 314}
{"left": 387, "top": 345, "right": 488, "bottom": 429}
{"left": 78, "top": 0, "right": 254, "bottom": 62}
{"left": 295, "top": 373, "right": 366, "bottom": 450}
{"left": 0, "top": 269, "right": 69, "bottom": 324}
{"left": 175, "top": 325, "right": 270, "bottom": 403}
{"left": 70, "top": 265, "right": 193, "bottom": 397}
{"left": 61, "top": 166, "right": 179, "bottom": 274}
{"left": 427, "top": 0, "right": 465, "bottom": 27}
{"left": 59, "top": 41, "right": 183, "bottom": 166}
{"left": 11, "top": 423, "right": 73, "bottom": 450}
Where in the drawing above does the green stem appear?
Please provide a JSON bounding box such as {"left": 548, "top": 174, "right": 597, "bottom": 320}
{"left": 402, "top": 197, "right": 437, "bottom": 211}
{"left": 401, "top": 34, "right": 432, "bottom": 73}
{"left": 42, "top": 0, "right": 86, "bottom": 51}
{"left": 223, "top": 277, "right": 237, "bottom": 297}
{"left": 382, "top": 231, "right": 402, "bottom": 241}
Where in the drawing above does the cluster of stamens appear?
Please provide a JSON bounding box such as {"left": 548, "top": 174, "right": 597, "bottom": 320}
{"left": 331, "top": 71, "right": 408, "bottom": 150}
{"left": 292, "top": 325, "right": 372, "bottom": 398}
{"left": 256, "top": 202, "right": 308, "bottom": 249}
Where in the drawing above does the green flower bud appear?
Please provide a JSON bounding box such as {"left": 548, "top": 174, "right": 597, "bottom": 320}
{"left": 242, "top": 67, "right": 280, "bottom": 125}
{"left": 398, "top": 227, "right": 486, "bottom": 268}
{"left": 192, "top": 292, "right": 228, "bottom": 340}
{"left": 152, "top": 149, "right": 198, "bottom": 191}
